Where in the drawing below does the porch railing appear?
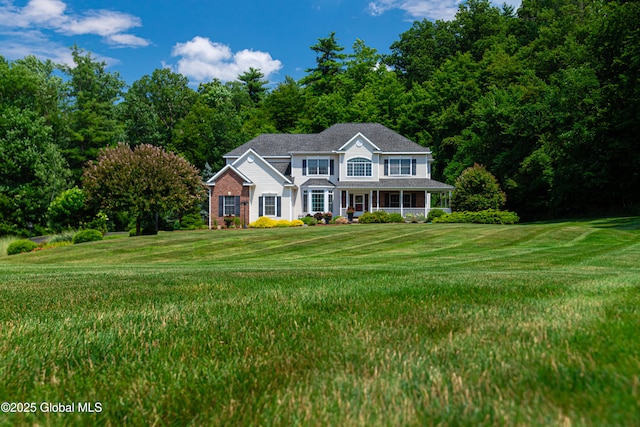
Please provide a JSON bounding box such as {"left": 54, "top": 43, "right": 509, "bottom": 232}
{"left": 338, "top": 207, "right": 451, "bottom": 217}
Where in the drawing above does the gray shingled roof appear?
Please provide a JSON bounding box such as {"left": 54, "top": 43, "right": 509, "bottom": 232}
{"left": 267, "top": 160, "right": 292, "bottom": 178}
{"left": 336, "top": 179, "right": 454, "bottom": 191}
{"left": 225, "top": 123, "right": 431, "bottom": 157}
{"left": 301, "top": 178, "right": 336, "bottom": 188}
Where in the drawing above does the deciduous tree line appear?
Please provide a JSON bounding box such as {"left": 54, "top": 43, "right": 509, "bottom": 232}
{"left": 1, "top": 0, "right": 638, "bottom": 235}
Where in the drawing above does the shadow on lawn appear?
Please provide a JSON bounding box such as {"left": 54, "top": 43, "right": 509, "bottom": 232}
{"left": 590, "top": 217, "right": 640, "bottom": 231}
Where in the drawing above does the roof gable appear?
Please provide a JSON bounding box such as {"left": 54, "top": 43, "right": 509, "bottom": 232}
{"left": 232, "top": 149, "right": 294, "bottom": 185}
{"left": 206, "top": 164, "right": 252, "bottom": 186}
{"left": 338, "top": 132, "right": 380, "bottom": 152}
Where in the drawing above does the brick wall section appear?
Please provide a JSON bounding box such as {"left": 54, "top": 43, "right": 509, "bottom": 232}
{"left": 209, "top": 169, "right": 250, "bottom": 228}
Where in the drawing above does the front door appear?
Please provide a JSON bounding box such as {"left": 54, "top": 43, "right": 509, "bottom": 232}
{"left": 354, "top": 194, "right": 364, "bottom": 213}
{"left": 348, "top": 193, "right": 369, "bottom": 215}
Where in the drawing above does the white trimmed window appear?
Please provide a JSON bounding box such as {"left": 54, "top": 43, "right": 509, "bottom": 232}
{"left": 263, "top": 195, "right": 276, "bottom": 216}
{"left": 303, "top": 158, "right": 334, "bottom": 176}
{"left": 223, "top": 196, "right": 237, "bottom": 216}
{"left": 347, "top": 158, "right": 372, "bottom": 177}
{"left": 389, "top": 158, "right": 411, "bottom": 175}
{"left": 311, "top": 190, "right": 325, "bottom": 212}
{"left": 308, "top": 159, "right": 329, "bottom": 175}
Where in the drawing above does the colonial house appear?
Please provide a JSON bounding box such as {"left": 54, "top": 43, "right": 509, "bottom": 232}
{"left": 206, "top": 123, "right": 453, "bottom": 227}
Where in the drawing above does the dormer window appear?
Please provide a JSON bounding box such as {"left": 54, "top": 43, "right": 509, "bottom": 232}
{"left": 347, "top": 157, "right": 372, "bottom": 177}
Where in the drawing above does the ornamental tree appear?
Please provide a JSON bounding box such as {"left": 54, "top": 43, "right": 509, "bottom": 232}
{"left": 82, "top": 144, "right": 206, "bottom": 235}
{"left": 451, "top": 163, "right": 506, "bottom": 212}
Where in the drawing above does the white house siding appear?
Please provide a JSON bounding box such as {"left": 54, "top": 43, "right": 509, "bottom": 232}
{"left": 290, "top": 154, "right": 340, "bottom": 184}
{"left": 234, "top": 154, "right": 293, "bottom": 221}
{"left": 340, "top": 137, "right": 379, "bottom": 182}
{"left": 377, "top": 154, "right": 430, "bottom": 179}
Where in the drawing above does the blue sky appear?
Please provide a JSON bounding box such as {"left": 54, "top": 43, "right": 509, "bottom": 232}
{"left": 0, "top": 0, "right": 521, "bottom": 86}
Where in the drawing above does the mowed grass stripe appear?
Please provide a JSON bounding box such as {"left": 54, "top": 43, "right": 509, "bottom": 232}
{"left": 0, "top": 217, "right": 638, "bottom": 425}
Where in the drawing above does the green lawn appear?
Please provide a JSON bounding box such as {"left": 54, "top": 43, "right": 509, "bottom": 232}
{"left": 1, "top": 218, "right": 639, "bottom": 426}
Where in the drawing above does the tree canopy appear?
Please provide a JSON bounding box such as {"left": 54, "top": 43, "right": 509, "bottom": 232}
{"left": 1, "top": 0, "right": 639, "bottom": 235}
{"left": 82, "top": 144, "right": 206, "bottom": 235}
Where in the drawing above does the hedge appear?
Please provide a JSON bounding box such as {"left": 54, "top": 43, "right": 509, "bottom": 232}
{"left": 249, "top": 217, "right": 304, "bottom": 228}
{"left": 432, "top": 209, "right": 520, "bottom": 224}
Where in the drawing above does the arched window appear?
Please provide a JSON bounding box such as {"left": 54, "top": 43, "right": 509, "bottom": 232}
{"left": 347, "top": 158, "right": 372, "bottom": 177}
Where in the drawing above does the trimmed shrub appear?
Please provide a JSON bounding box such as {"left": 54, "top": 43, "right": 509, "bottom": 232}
{"left": 389, "top": 213, "right": 404, "bottom": 223}
{"left": 427, "top": 209, "right": 447, "bottom": 222}
{"left": 358, "top": 211, "right": 390, "bottom": 224}
{"left": 249, "top": 217, "right": 304, "bottom": 228}
{"left": 7, "top": 239, "right": 38, "bottom": 255}
{"left": 300, "top": 216, "right": 317, "bottom": 226}
{"left": 249, "top": 217, "right": 277, "bottom": 228}
{"left": 452, "top": 164, "right": 506, "bottom": 212}
{"left": 432, "top": 209, "right": 520, "bottom": 224}
{"left": 72, "top": 229, "right": 104, "bottom": 244}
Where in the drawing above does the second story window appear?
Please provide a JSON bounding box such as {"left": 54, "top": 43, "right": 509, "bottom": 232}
{"left": 347, "top": 158, "right": 372, "bottom": 177}
{"left": 385, "top": 158, "right": 417, "bottom": 176}
{"left": 303, "top": 158, "right": 334, "bottom": 176}
{"left": 390, "top": 158, "right": 411, "bottom": 175}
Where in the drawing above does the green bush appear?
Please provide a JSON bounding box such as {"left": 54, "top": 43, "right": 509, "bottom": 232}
{"left": 300, "top": 216, "right": 318, "bottom": 226}
{"left": 358, "top": 211, "right": 390, "bottom": 224}
{"left": 389, "top": 213, "right": 404, "bottom": 223}
{"left": 47, "top": 187, "right": 86, "bottom": 232}
{"left": 86, "top": 211, "right": 109, "bottom": 234}
{"left": 432, "top": 209, "right": 520, "bottom": 224}
{"left": 72, "top": 229, "right": 104, "bottom": 244}
{"left": 451, "top": 164, "right": 506, "bottom": 212}
{"left": 179, "top": 212, "right": 204, "bottom": 230}
{"left": 427, "top": 209, "right": 447, "bottom": 222}
{"left": 7, "top": 239, "right": 38, "bottom": 255}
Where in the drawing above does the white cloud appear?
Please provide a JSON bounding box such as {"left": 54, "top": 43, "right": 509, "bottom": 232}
{"left": 367, "top": 0, "right": 521, "bottom": 20}
{"left": 0, "top": 0, "right": 149, "bottom": 50}
{"left": 106, "top": 33, "right": 150, "bottom": 48}
{"left": 62, "top": 11, "right": 142, "bottom": 37}
{"left": 22, "top": 0, "right": 66, "bottom": 25}
{"left": 171, "top": 36, "right": 283, "bottom": 83}
{"left": 0, "top": 28, "right": 118, "bottom": 67}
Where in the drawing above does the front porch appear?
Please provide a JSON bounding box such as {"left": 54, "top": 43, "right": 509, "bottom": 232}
{"left": 339, "top": 189, "right": 452, "bottom": 219}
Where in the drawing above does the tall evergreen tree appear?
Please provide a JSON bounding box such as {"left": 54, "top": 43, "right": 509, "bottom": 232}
{"left": 59, "top": 46, "right": 125, "bottom": 178}
{"left": 301, "top": 32, "right": 347, "bottom": 95}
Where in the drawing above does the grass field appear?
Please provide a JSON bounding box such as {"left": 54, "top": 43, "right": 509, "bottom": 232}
{"left": 1, "top": 218, "right": 639, "bottom": 426}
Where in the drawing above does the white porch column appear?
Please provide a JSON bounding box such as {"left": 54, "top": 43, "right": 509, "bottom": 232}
{"left": 208, "top": 186, "right": 212, "bottom": 229}
{"left": 425, "top": 190, "right": 429, "bottom": 217}
{"left": 377, "top": 190, "right": 380, "bottom": 212}
{"left": 400, "top": 190, "right": 404, "bottom": 217}
{"left": 369, "top": 190, "right": 373, "bottom": 212}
